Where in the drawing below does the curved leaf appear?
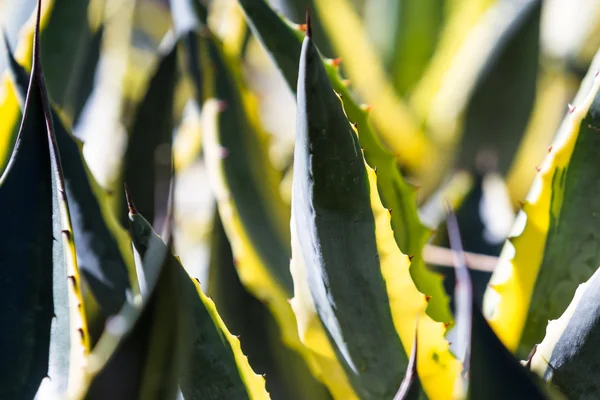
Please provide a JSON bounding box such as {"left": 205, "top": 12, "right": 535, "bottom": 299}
{"left": 531, "top": 266, "right": 600, "bottom": 399}
{"left": 291, "top": 27, "right": 457, "bottom": 400}
{"left": 208, "top": 213, "right": 331, "bottom": 400}
{"left": 128, "top": 207, "right": 267, "bottom": 399}
{"left": 484, "top": 51, "right": 600, "bottom": 356}
{"left": 446, "top": 211, "right": 561, "bottom": 400}
{"left": 5, "top": 25, "right": 133, "bottom": 346}
{"left": 74, "top": 199, "right": 268, "bottom": 400}
{"left": 237, "top": 0, "right": 452, "bottom": 324}
{"left": 0, "top": 3, "right": 89, "bottom": 397}
{"left": 192, "top": 30, "right": 324, "bottom": 390}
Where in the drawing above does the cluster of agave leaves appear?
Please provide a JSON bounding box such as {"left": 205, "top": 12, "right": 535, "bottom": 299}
{"left": 2, "top": 0, "right": 600, "bottom": 399}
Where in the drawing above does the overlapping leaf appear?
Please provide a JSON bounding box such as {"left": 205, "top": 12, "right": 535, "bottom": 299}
{"left": 446, "top": 212, "right": 561, "bottom": 400}
{"left": 484, "top": 50, "right": 600, "bottom": 356}
{"left": 237, "top": 0, "right": 452, "bottom": 325}
{"left": 0, "top": 3, "right": 89, "bottom": 397}
{"left": 531, "top": 266, "right": 600, "bottom": 399}
{"left": 291, "top": 26, "right": 457, "bottom": 399}
{"left": 208, "top": 213, "right": 331, "bottom": 400}
{"left": 5, "top": 26, "right": 133, "bottom": 346}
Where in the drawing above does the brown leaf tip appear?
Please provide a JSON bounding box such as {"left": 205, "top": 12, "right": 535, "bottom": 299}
{"left": 305, "top": 6, "right": 312, "bottom": 38}
{"left": 123, "top": 183, "right": 137, "bottom": 215}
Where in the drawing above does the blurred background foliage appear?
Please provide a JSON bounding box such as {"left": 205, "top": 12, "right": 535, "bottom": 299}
{"left": 1, "top": 0, "right": 600, "bottom": 397}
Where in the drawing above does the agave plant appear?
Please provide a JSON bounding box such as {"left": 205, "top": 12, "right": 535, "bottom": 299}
{"left": 2, "top": 0, "right": 600, "bottom": 399}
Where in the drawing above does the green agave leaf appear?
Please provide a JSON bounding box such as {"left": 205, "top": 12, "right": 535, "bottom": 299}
{"left": 208, "top": 213, "right": 331, "bottom": 400}
{"left": 237, "top": 0, "right": 452, "bottom": 325}
{"left": 191, "top": 25, "right": 313, "bottom": 373}
{"left": 121, "top": 35, "right": 178, "bottom": 227}
{"left": 454, "top": 0, "right": 541, "bottom": 174}
{"left": 271, "top": 0, "right": 334, "bottom": 57}
{"left": 365, "top": 0, "right": 444, "bottom": 95}
{"left": 5, "top": 25, "right": 132, "bottom": 347}
{"left": 483, "top": 51, "right": 600, "bottom": 357}
{"left": 531, "top": 266, "right": 600, "bottom": 399}
{"left": 76, "top": 197, "right": 267, "bottom": 400}
{"left": 291, "top": 25, "right": 457, "bottom": 400}
{"left": 446, "top": 212, "right": 561, "bottom": 400}
{"left": 127, "top": 206, "right": 267, "bottom": 399}
{"left": 71, "top": 206, "right": 184, "bottom": 400}
{"left": 0, "top": 3, "right": 89, "bottom": 397}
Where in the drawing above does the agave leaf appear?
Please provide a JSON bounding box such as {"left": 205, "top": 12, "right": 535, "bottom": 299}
{"left": 194, "top": 27, "right": 304, "bottom": 358}
{"left": 0, "top": 3, "right": 89, "bottom": 397}
{"left": 70, "top": 210, "right": 184, "bottom": 400}
{"left": 237, "top": 0, "right": 452, "bottom": 324}
{"left": 121, "top": 35, "right": 178, "bottom": 228}
{"left": 531, "top": 266, "right": 600, "bottom": 399}
{"left": 129, "top": 203, "right": 269, "bottom": 400}
{"left": 446, "top": 211, "right": 561, "bottom": 400}
{"left": 291, "top": 27, "right": 457, "bottom": 399}
{"left": 77, "top": 195, "right": 269, "bottom": 399}
{"left": 271, "top": 0, "right": 333, "bottom": 57}
{"left": 429, "top": 0, "right": 541, "bottom": 174}
{"left": 208, "top": 213, "right": 331, "bottom": 400}
{"left": 5, "top": 25, "right": 133, "bottom": 346}
{"left": 483, "top": 51, "right": 600, "bottom": 356}
{"left": 364, "top": 0, "right": 444, "bottom": 96}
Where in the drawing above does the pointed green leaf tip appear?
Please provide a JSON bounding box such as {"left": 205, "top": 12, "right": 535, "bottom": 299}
{"left": 123, "top": 206, "right": 268, "bottom": 399}
{"left": 293, "top": 24, "right": 407, "bottom": 399}
{"left": 237, "top": 0, "right": 452, "bottom": 324}
{"left": 0, "top": 0, "right": 89, "bottom": 397}
{"left": 6, "top": 26, "right": 132, "bottom": 346}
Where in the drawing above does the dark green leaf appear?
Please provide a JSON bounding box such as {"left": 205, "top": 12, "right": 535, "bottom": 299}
{"left": 6, "top": 30, "right": 132, "bottom": 346}
{"left": 293, "top": 29, "right": 406, "bottom": 399}
{"left": 0, "top": 3, "right": 87, "bottom": 396}
{"left": 531, "top": 265, "right": 600, "bottom": 399}
{"left": 125, "top": 202, "right": 264, "bottom": 399}
{"left": 238, "top": 0, "right": 452, "bottom": 324}
{"left": 208, "top": 213, "right": 331, "bottom": 400}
